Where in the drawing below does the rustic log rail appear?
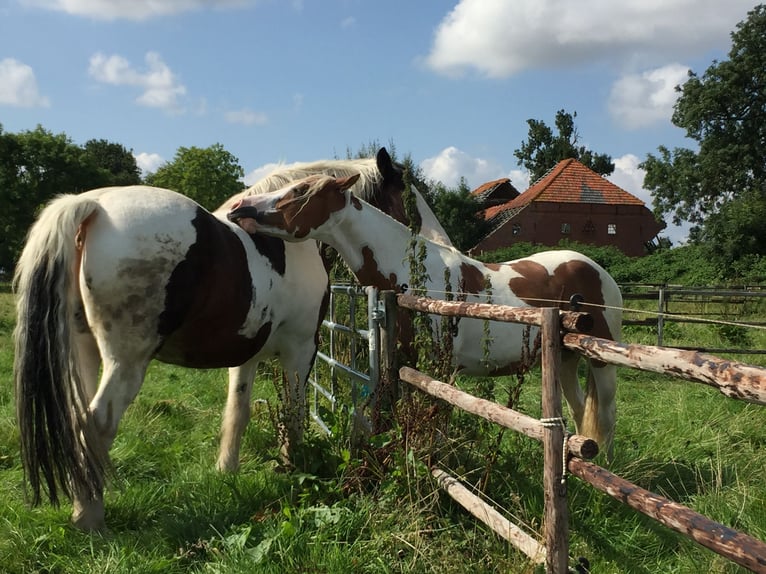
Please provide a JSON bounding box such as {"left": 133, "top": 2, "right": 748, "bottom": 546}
{"left": 568, "top": 458, "right": 766, "bottom": 573}
{"left": 563, "top": 333, "right": 766, "bottom": 405}
{"left": 386, "top": 291, "right": 766, "bottom": 573}
{"left": 399, "top": 367, "right": 598, "bottom": 459}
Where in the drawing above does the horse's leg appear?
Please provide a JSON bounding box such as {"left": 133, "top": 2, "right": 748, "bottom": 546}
{"left": 581, "top": 362, "right": 617, "bottom": 461}
{"left": 217, "top": 359, "right": 259, "bottom": 472}
{"left": 71, "top": 359, "right": 149, "bottom": 530}
{"left": 559, "top": 352, "right": 586, "bottom": 433}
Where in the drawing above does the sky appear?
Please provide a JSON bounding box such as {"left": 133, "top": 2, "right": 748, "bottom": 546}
{"left": 0, "top": 0, "right": 759, "bottom": 245}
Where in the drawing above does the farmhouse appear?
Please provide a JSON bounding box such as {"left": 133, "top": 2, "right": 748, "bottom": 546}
{"left": 469, "top": 158, "right": 666, "bottom": 257}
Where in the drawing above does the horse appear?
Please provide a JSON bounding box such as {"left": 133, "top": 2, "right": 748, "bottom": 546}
{"left": 228, "top": 174, "right": 624, "bottom": 457}
{"left": 12, "top": 148, "right": 436, "bottom": 531}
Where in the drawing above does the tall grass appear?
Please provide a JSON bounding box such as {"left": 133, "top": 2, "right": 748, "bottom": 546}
{"left": 1, "top": 284, "right": 765, "bottom": 573}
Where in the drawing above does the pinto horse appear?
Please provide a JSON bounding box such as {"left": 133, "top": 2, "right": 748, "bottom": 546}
{"left": 228, "top": 175, "right": 624, "bottom": 457}
{"left": 12, "top": 149, "right": 430, "bottom": 531}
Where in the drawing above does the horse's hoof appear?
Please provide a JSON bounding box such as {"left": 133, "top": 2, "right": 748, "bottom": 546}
{"left": 71, "top": 513, "right": 107, "bottom": 533}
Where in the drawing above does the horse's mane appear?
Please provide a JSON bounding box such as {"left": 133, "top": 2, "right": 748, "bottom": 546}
{"left": 215, "top": 158, "right": 381, "bottom": 213}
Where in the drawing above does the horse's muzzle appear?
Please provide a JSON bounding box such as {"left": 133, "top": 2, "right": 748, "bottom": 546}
{"left": 227, "top": 205, "right": 262, "bottom": 223}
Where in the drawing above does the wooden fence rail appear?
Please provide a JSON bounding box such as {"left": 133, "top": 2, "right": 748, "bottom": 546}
{"left": 387, "top": 291, "right": 766, "bottom": 573}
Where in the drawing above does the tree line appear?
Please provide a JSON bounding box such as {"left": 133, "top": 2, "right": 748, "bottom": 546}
{"left": 2, "top": 5, "right": 765, "bottom": 279}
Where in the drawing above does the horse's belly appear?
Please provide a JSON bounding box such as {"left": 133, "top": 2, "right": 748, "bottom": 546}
{"left": 155, "top": 319, "right": 274, "bottom": 368}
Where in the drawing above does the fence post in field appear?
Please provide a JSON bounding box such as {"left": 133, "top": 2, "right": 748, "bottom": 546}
{"left": 541, "top": 307, "right": 569, "bottom": 573}
{"left": 657, "top": 285, "right": 666, "bottom": 346}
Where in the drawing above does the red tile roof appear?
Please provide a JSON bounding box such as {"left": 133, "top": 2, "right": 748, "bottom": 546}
{"left": 481, "top": 158, "right": 645, "bottom": 220}
{"left": 471, "top": 178, "right": 511, "bottom": 196}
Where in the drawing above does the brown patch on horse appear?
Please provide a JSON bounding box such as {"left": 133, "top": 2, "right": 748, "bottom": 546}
{"left": 156, "top": 208, "right": 273, "bottom": 368}
{"left": 508, "top": 259, "right": 612, "bottom": 339}
{"left": 356, "top": 246, "right": 399, "bottom": 291}
{"left": 459, "top": 262, "right": 487, "bottom": 294}
{"left": 278, "top": 175, "right": 359, "bottom": 239}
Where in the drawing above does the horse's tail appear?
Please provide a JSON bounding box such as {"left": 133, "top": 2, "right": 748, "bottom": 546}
{"left": 13, "top": 194, "right": 108, "bottom": 506}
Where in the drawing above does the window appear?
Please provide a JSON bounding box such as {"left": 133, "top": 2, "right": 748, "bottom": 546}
{"left": 512, "top": 223, "right": 521, "bottom": 235}
{"left": 607, "top": 223, "right": 617, "bottom": 235}
{"left": 561, "top": 223, "right": 571, "bottom": 234}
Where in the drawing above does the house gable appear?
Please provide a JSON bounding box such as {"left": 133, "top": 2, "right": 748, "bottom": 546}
{"left": 470, "top": 159, "right": 666, "bottom": 256}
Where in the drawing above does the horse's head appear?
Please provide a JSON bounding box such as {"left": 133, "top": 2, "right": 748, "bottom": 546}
{"left": 369, "top": 147, "right": 422, "bottom": 233}
{"left": 228, "top": 173, "right": 360, "bottom": 240}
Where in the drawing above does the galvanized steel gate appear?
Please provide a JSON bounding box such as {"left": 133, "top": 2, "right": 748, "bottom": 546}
{"left": 309, "top": 284, "right": 383, "bottom": 436}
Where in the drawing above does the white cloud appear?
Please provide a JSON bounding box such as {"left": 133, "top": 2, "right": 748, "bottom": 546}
{"left": 224, "top": 108, "right": 268, "bottom": 126}
{"left": 608, "top": 153, "right": 690, "bottom": 244}
{"left": 244, "top": 162, "right": 283, "bottom": 186}
{"left": 88, "top": 52, "right": 187, "bottom": 113}
{"left": 134, "top": 152, "right": 165, "bottom": 175}
{"left": 426, "top": 0, "right": 753, "bottom": 78}
{"left": 420, "top": 146, "right": 506, "bottom": 189}
{"left": 340, "top": 16, "right": 355, "bottom": 29}
{"left": 0, "top": 58, "right": 50, "bottom": 107}
{"left": 21, "top": 0, "right": 252, "bottom": 21}
{"left": 609, "top": 64, "right": 690, "bottom": 129}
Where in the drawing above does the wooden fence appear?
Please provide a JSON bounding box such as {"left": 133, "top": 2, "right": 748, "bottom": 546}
{"left": 378, "top": 291, "right": 766, "bottom": 573}
{"left": 620, "top": 283, "right": 766, "bottom": 352}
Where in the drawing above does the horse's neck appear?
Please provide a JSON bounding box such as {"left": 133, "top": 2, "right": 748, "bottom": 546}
{"left": 322, "top": 199, "right": 473, "bottom": 292}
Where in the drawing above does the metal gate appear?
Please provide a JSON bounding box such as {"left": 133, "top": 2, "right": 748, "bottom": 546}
{"left": 309, "top": 284, "right": 382, "bottom": 436}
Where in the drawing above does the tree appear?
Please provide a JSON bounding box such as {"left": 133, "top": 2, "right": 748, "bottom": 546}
{"left": 82, "top": 139, "right": 141, "bottom": 186}
{"left": 641, "top": 5, "right": 766, "bottom": 267}
{"left": 430, "top": 178, "right": 490, "bottom": 252}
{"left": 146, "top": 143, "right": 244, "bottom": 210}
{"left": 0, "top": 125, "right": 153, "bottom": 273}
{"left": 0, "top": 125, "right": 100, "bottom": 272}
{"left": 514, "top": 109, "right": 614, "bottom": 182}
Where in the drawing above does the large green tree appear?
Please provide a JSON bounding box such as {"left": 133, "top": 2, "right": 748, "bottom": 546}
{"left": 146, "top": 143, "right": 244, "bottom": 211}
{"left": 641, "top": 5, "right": 766, "bottom": 267}
{"left": 429, "top": 178, "right": 489, "bottom": 252}
{"left": 0, "top": 125, "right": 137, "bottom": 273}
{"left": 514, "top": 109, "right": 614, "bottom": 182}
{"left": 82, "top": 139, "right": 141, "bottom": 186}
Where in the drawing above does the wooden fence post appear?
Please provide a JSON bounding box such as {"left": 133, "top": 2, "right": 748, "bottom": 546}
{"left": 541, "top": 307, "right": 569, "bottom": 573}
{"left": 657, "top": 285, "right": 666, "bottom": 346}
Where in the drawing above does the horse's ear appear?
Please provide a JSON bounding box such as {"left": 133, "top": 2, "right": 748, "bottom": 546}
{"left": 376, "top": 147, "right": 396, "bottom": 179}
{"left": 335, "top": 173, "right": 360, "bottom": 191}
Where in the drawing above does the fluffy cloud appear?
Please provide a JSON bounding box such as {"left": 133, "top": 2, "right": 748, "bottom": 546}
{"left": 426, "top": 0, "right": 752, "bottom": 78}
{"left": 224, "top": 108, "right": 268, "bottom": 126}
{"left": 244, "top": 162, "right": 283, "bottom": 187}
{"left": 420, "top": 146, "right": 507, "bottom": 189}
{"left": 21, "top": 0, "right": 251, "bottom": 21}
{"left": 0, "top": 58, "right": 50, "bottom": 107}
{"left": 609, "top": 64, "right": 690, "bottom": 129}
{"left": 133, "top": 152, "right": 165, "bottom": 175}
{"left": 88, "top": 52, "right": 187, "bottom": 112}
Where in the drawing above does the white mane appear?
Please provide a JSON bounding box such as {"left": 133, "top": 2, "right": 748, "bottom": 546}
{"left": 216, "top": 158, "right": 381, "bottom": 213}
{"left": 215, "top": 156, "right": 453, "bottom": 246}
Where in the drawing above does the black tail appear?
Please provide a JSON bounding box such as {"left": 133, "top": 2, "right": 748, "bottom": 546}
{"left": 13, "top": 195, "right": 108, "bottom": 506}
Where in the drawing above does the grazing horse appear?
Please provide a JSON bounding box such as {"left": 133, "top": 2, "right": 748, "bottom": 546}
{"left": 228, "top": 175, "right": 623, "bottom": 456}
{"left": 12, "top": 149, "right": 430, "bottom": 531}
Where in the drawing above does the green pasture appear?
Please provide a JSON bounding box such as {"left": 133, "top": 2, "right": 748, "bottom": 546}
{"left": 0, "top": 284, "right": 765, "bottom": 573}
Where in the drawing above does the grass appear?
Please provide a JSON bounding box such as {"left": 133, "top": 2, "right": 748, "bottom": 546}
{"left": 1, "top": 286, "right": 765, "bottom": 573}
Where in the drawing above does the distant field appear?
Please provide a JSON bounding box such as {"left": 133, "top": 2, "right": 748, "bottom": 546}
{"left": 1, "top": 285, "right": 765, "bottom": 573}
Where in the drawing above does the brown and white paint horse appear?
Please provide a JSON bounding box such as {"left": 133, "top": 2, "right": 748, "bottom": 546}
{"left": 229, "top": 175, "right": 623, "bottom": 457}
{"left": 12, "top": 149, "right": 429, "bottom": 531}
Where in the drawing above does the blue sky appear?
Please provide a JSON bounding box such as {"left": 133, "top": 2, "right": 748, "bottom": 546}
{"left": 1, "top": 0, "right": 758, "bottom": 244}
